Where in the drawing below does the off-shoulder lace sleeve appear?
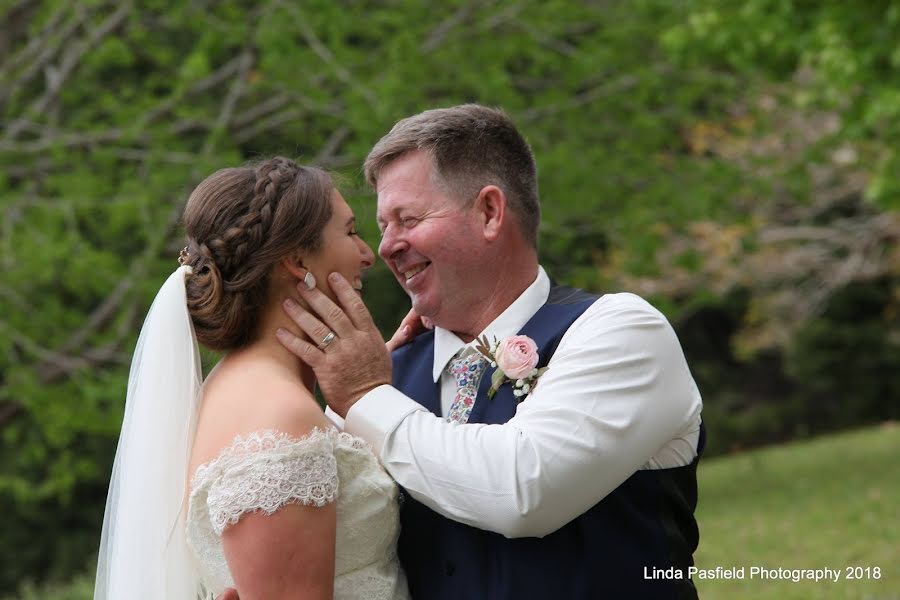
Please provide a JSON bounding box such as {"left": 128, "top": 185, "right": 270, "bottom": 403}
{"left": 194, "top": 428, "right": 339, "bottom": 536}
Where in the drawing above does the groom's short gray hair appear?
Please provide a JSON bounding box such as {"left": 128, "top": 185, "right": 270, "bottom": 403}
{"left": 364, "top": 104, "right": 540, "bottom": 249}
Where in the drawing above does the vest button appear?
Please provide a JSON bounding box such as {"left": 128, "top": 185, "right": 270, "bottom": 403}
{"left": 444, "top": 561, "right": 456, "bottom": 576}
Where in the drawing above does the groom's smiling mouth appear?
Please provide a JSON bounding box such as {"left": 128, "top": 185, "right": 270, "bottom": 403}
{"left": 402, "top": 262, "right": 431, "bottom": 284}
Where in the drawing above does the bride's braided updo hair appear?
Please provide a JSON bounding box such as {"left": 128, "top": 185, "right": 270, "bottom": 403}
{"left": 181, "top": 157, "right": 333, "bottom": 351}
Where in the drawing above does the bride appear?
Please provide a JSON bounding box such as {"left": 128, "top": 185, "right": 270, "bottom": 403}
{"left": 94, "top": 157, "right": 413, "bottom": 599}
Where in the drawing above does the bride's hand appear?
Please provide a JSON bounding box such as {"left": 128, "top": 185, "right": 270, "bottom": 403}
{"left": 385, "top": 308, "right": 431, "bottom": 352}
{"left": 215, "top": 589, "right": 239, "bottom": 600}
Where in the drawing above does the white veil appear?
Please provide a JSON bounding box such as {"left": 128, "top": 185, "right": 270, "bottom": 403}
{"left": 94, "top": 266, "right": 206, "bottom": 599}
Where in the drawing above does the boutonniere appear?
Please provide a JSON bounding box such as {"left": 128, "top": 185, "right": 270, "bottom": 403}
{"left": 475, "top": 334, "right": 548, "bottom": 400}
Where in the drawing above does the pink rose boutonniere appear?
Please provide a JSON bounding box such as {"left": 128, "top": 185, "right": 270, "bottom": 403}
{"left": 475, "top": 334, "right": 548, "bottom": 400}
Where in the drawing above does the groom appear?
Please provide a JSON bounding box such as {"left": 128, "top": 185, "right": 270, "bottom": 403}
{"left": 280, "top": 104, "right": 705, "bottom": 599}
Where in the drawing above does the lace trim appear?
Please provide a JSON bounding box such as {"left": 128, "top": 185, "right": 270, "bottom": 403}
{"left": 191, "top": 428, "right": 358, "bottom": 535}
{"left": 186, "top": 427, "right": 407, "bottom": 597}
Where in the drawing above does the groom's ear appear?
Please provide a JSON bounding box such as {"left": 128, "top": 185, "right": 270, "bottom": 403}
{"left": 474, "top": 185, "right": 505, "bottom": 242}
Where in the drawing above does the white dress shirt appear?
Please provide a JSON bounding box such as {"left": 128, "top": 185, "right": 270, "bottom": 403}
{"left": 341, "top": 267, "right": 703, "bottom": 539}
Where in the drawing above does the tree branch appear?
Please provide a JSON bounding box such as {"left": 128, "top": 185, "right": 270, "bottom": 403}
{"left": 0, "top": 128, "right": 127, "bottom": 153}
{"left": 288, "top": 5, "right": 377, "bottom": 105}
{"left": 0, "top": 403, "right": 19, "bottom": 428}
{"left": 0, "top": 284, "right": 28, "bottom": 312}
{"left": 0, "top": 4, "right": 86, "bottom": 105}
{"left": 311, "top": 125, "right": 351, "bottom": 167}
{"left": 478, "top": 1, "right": 527, "bottom": 30}
{"left": 231, "top": 93, "right": 292, "bottom": 129}
{"left": 4, "top": 1, "right": 133, "bottom": 140}
{"left": 232, "top": 107, "right": 306, "bottom": 144}
{"left": 513, "top": 21, "right": 577, "bottom": 57}
{"left": 518, "top": 68, "right": 662, "bottom": 122}
{"left": 138, "top": 52, "right": 251, "bottom": 127}
{"left": 112, "top": 147, "right": 198, "bottom": 164}
{"left": 53, "top": 277, "right": 133, "bottom": 356}
{"left": 421, "top": 2, "right": 482, "bottom": 53}
{"left": 201, "top": 49, "right": 254, "bottom": 156}
{"left": 0, "top": 320, "right": 92, "bottom": 373}
{"left": 0, "top": 1, "right": 63, "bottom": 75}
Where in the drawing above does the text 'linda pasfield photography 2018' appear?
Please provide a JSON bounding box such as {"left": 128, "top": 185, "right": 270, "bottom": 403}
{"left": 643, "top": 565, "right": 882, "bottom": 583}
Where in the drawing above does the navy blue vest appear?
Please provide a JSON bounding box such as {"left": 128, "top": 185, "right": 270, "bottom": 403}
{"left": 391, "top": 285, "right": 702, "bottom": 599}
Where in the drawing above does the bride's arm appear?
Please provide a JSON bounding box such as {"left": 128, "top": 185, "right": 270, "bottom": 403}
{"left": 221, "top": 501, "right": 335, "bottom": 600}
{"left": 197, "top": 383, "right": 340, "bottom": 600}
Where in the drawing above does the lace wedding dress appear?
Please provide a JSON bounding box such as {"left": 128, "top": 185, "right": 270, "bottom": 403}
{"left": 186, "top": 427, "right": 409, "bottom": 599}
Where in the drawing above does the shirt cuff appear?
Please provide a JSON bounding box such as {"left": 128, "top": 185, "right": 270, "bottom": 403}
{"left": 324, "top": 406, "right": 345, "bottom": 430}
{"left": 344, "top": 384, "right": 425, "bottom": 456}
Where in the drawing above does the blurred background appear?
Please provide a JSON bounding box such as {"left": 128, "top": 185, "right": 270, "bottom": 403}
{"left": 1, "top": 1, "right": 897, "bottom": 598}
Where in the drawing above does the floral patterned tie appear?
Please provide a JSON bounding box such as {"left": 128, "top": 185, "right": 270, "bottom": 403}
{"left": 446, "top": 351, "right": 489, "bottom": 424}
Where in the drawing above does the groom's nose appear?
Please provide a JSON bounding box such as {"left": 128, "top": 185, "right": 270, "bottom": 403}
{"left": 378, "top": 224, "right": 407, "bottom": 263}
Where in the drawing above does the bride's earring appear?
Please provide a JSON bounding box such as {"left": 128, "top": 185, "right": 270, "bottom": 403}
{"left": 302, "top": 271, "right": 316, "bottom": 290}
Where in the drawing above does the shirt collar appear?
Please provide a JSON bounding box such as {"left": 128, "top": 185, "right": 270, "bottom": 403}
{"left": 431, "top": 266, "right": 550, "bottom": 382}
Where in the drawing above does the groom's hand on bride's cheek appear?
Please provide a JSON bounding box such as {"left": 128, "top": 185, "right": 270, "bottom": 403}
{"left": 277, "top": 272, "right": 392, "bottom": 417}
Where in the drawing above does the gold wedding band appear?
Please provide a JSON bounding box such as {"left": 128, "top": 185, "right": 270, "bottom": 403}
{"left": 318, "top": 331, "right": 336, "bottom": 349}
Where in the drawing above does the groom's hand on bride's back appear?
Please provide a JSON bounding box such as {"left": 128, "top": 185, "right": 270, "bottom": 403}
{"left": 277, "top": 272, "right": 394, "bottom": 417}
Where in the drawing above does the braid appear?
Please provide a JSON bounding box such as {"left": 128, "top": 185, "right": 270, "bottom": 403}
{"left": 236, "top": 159, "right": 299, "bottom": 267}
{"left": 216, "top": 159, "right": 300, "bottom": 283}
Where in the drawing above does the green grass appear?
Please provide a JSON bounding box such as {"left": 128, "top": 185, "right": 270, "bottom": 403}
{"left": 695, "top": 422, "right": 900, "bottom": 599}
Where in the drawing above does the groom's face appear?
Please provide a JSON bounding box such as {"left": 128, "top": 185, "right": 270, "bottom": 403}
{"left": 376, "top": 151, "right": 486, "bottom": 328}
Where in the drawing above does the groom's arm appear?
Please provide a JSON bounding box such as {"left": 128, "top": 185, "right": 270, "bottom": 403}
{"left": 345, "top": 293, "right": 702, "bottom": 539}
{"left": 275, "top": 275, "right": 701, "bottom": 538}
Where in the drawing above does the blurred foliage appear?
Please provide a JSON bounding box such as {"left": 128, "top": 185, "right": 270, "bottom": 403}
{"left": 0, "top": 0, "right": 897, "bottom": 594}
{"left": 2, "top": 571, "right": 93, "bottom": 600}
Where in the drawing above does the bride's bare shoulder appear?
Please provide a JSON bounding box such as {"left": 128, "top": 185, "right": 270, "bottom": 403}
{"left": 190, "top": 356, "right": 329, "bottom": 471}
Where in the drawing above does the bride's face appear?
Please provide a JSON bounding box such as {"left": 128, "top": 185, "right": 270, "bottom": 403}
{"left": 304, "top": 191, "right": 375, "bottom": 300}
